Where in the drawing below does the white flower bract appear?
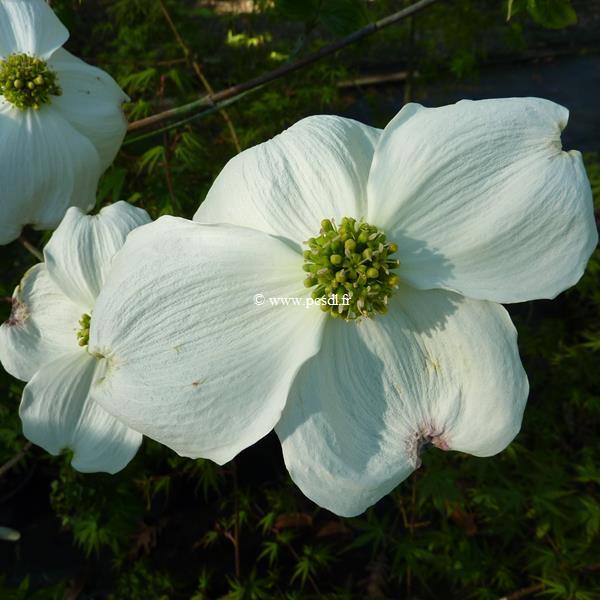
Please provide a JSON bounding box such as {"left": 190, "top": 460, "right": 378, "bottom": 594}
{"left": 0, "top": 0, "right": 129, "bottom": 244}
{"left": 0, "top": 202, "right": 151, "bottom": 473}
{"left": 87, "top": 98, "right": 597, "bottom": 515}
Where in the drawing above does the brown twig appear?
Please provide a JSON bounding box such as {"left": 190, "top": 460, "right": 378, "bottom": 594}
{"left": 156, "top": 72, "right": 181, "bottom": 212}
{"left": 406, "top": 474, "right": 418, "bottom": 595}
{"left": 500, "top": 562, "right": 600, "bottom": 600}
{"left": 403, "top": 0, "right": 416, "bottom": 103}
{"left": 499, "top": 582, "right": 545, "bottom": 600}
{"left": 337, "top": 70, "right": 411, "bottom": 88}
{"left": 162, "top": 131, "right": 179, "bottom": 209}
{"left": 124, "top": 92, "right": 251, "bottom": 146}
{"left": 232, "top": 461, "right": 241, "bottom": 578}
{"left": 128, "top": 0, "right": 441, "bottom": 133}
{"left": 0, "top": 442, "right": 32, "bottom": 479}
{"left": 276, "top": 530, "right": 322, "bottom": 596}
{"left": 158, "top": 0, "right": 242, "bottom": 152}
{"left": 18, "top": 236, "right": 43, "bottom": 262}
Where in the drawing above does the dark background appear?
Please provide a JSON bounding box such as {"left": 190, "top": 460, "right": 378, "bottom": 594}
{"left": 1, "top": 1, "right": 599, "bottom": 598}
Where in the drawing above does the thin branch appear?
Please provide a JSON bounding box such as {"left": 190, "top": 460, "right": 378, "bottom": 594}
{"left": 499, "top": 582, "right": 545, "bottom": 600}
{"left": 128, "top": 0, "right": 441, "bottom": 133}
{"left": 19, "top": 236, "right": 43, "bottom": 261}
{"left": 277, "top": 531, "right": 322, "bottom": 596}
{"left": 500, "top": 562, "right": 600, "bottom": 600}
{"left": 190, "top": 61, "right": 242, "bottom": 153}
{"left": 338, "top": 70, "right": 411, "bottom": 88}
{"left": 219, "top": 463, "right": 243, "bottom": 579}
{"left": 405, "top": 473, "right": 418, "bottom": 595}
{"left": 403, "top": 0, "right": 417, "bottom": 104}
{"left": 158, "top": 0, "right": 242, "bottom": 152}
{"left": 0, "top": 442, "right": 32, "bottom": 479}
{"left": 162, "top": 131, "right": 179, "bottom": 210}
{"left": 156, "top": 71, "right": 181, "bottom": 212}
{"left": 231, "top": 461, "right": 241, "bottom": 578}
{"left": 123, "top": 90, "right": 255, "bottom": 146}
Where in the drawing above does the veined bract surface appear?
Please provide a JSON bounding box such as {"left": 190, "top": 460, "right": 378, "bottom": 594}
{"left": 0, "top": 0, "right": 128, "bottom": 244}
{"left": 88, "top": 98, "right": 597, "bottom": 516}
{"left": 0, "top": 202, "right": 150, "bottom": 473}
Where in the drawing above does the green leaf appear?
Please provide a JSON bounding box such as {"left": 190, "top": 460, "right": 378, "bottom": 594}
{"left": 97, "top": 167, "right": 127, "bottom": 203}
{"left": 526, "top": 0, "right": 577, "bottom": 28}
{"left": 506, "top": 0, "right": 527, "bottom": 20}
{"left": 119, "top": 68, "right": 157, "bottom": 94}
{"left": 257, "top": 540, "right": 279, "bottom": 567}
{"left": 138, "top": 145, "right": 165, "bottom": 175}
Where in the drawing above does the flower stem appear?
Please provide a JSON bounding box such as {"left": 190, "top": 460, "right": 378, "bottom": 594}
{"left": 19, "top": 236, "right": 43, "bottom": 262}
{"left": 123, "top": 91, "right": 255, "bottom": 145}
{"left": 0, "top": 442, "right": 32, "bottom": 479}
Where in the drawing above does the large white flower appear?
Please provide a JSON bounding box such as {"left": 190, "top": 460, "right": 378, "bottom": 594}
{"left": 0, "top": 201, "right": 150, "bottom": 473}
{"left": 88, "top": 98, "right": 597, "bottom": 515}
{"left": 0, "top": 0, "right": 128, "bottom": 245}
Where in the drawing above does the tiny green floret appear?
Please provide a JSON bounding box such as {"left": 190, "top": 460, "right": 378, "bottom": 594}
{"left": 77, "top": 313, "right": 91, "bottom": 347}
{"left": 0, "top": 53, "right": 62, "bottom": 110}
{"left": 303, "top": 217, "right": 401, "bottom": 320}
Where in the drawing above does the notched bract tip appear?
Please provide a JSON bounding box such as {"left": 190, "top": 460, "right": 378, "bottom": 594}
{"left": 5, "top": 297, "right": 28, "bottom": 327}
{"left": 406, "top": 424, "right": 450, "bottom": 469}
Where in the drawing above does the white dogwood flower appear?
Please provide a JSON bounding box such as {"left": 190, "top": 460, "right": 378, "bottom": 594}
{"left": 0, "top": 202, "right": 150, "bottom": 473}
{"left": 88, "top": 98, "right": 597, "bottom": 515}
{"left": 0, "top": 0, "right": 128, "bottom": 244}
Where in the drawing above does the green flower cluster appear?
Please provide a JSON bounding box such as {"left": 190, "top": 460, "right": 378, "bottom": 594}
{"left": 303, "top": 217, "right": 400, "bottom": 320}
{"left": 0, "top": 53, "right": 62, "bottom": 110}
{"left": 77, "top": 313, "right": 91, "bottom": 347}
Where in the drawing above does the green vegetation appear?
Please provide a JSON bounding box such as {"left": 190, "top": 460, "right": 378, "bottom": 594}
{"left": 0, "top": 1, "right": 598, "bottom": 597}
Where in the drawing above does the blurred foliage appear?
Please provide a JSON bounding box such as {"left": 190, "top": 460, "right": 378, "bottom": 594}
{"left": 507, "top": 0, "right": 578, "bottom": 28}
{"left": 0, "top": 0, "right": 598, "bottom": 598}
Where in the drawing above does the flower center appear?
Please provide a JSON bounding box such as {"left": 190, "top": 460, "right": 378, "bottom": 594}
{"left": 77, "top": 313, "right": 91, "bottom": 347}
{"left": 0, "top": 53, "right": 62, "bottom": 110}
{"left": 303, "top": 217, "right": 400, "bottom": 320}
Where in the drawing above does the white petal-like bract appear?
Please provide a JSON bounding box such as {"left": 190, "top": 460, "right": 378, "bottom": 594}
{"left": 0, "top": 93, "right": 583, "bottom": 508}
{"left": 0, "top": 264, "right": 81, "bottom": 381}
{"left": 0, "top": 1, "right": 128, "bottom": 244}
{"left": 194, "top": 115, "right": 380, "bottom": 247}
{"left": 49, "top": 49, "right": 128, "bottom": 170}
{"left": 20, "top": 352, "right": 142, "bottom": 473}
{"left": 89, "top": 217, "right": 326, "bottom": 464}
{"left": 277, "top": 286, "right": 528, "bottom": 516}
{"left": 44, "top": 202, "right": 151, "bottom": 309}
{"left": 0, "top": 105, "right": 102, "bottom": 244}
{"left": 0, "top": 201, "right": 149, "bottom": 474}
{"left": 367, "top": 98, "right": 598, "bottom": 303}
{"left": 0, "top": 0, "right": 68, "bottom": 60}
